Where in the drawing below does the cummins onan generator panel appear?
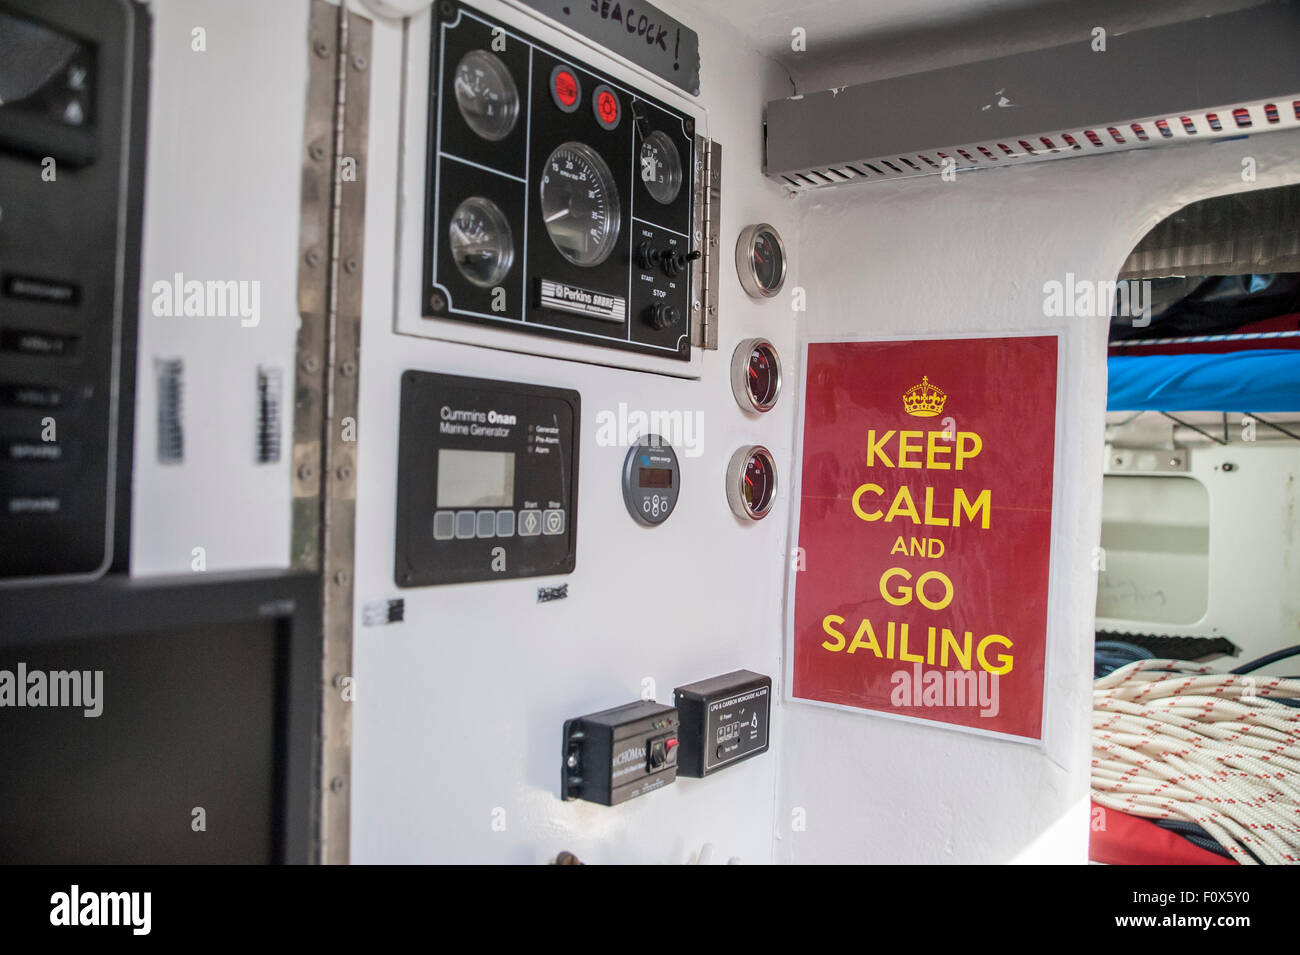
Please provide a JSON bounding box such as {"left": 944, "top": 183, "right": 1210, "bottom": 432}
{"left": 422, "top": 1, "right": 697, "bottom": 361}
{"left": 393, "top": 370, "right": 579, "bottom": 586}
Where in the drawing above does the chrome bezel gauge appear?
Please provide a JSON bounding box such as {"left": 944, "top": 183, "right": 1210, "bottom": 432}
{"left": 726, "top": 445, "right": 778, "bottom": 521}
{"left": 735, "top": 223, "right": 787, "bottom": 300}
{"left": 731, "top": 337, "right": 782, "bottom": 413}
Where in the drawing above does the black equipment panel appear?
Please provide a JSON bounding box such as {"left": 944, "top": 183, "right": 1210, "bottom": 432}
{"left": 0, "top": 0, "right": 149, "bottom": 581}
{"left": 394, "top": 371, "right": 579, "bottom": 587}
{"left": 423, "top": 2, "right": 695, "bottom": 360}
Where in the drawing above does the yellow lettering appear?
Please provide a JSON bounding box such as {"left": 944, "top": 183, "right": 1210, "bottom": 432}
{"left": 897, "top": 431, "right": 923, "bottom": 468}
{"left": 847, "top": 619, "right": 882, "bottom": 656}
{"left": 866, "top": 429, "right": 896, "bottom": 468}
{"left": 884, "top": 486, "right": 920, "bottom": 523}
{"left": 940, "top": 628, "right": 972, "bottom": 669}
{"left": 955, "top": 431, "right": 982, "bottom": 469}
{"left": 915, "top": 570, "right": 954, "bottom": 611}
{"left": 953, "top": 488, "right": 991, "bottom": 529}
{"left": 898, "top": 623, "right": 923, "bottom": 663}
{"left": 925, "top": 431, "right": 951, "bottom": 469}
{"left": 923, "top": 486, "right": 950, "bottom": 526}
{"left": 852, "top": 483, "right": 884, "bottom": 521}
{"left": 879, "top": 567, "right": 912, "bottom": 606}
{"left": 977, "top": 633, "right": 1014, "bottom": 674}
{"left": 821, "top": 614, "right": 846, "bottom": 651}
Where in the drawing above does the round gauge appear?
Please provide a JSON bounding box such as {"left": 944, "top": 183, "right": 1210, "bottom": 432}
{"left": 639, "top": 130, "right": 682, "bottom": 204}
{"left": 730, "top": 338, "right": 782, "bottom": 413}
{"left": 448, "top": 196, "right": 515, "bottom": 288}
{"left": 622, "top": 435, "right": 680, "bottom": 526}
{"left": 735, "top": 223, "right": 787, "bottom": 299}
{"left": 726, "top": 445, "right": 778, "bottom": 521}
{"left": 539, "top": 142, "right": 622, "bottom": 267}
{"left": 453, "top": 50, "right": 519, "bottom": 142}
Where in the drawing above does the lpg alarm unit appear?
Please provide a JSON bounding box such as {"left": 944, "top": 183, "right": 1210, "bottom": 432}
{"left": 393, "top": 371, "right": 579, "bottom": 587}
{"left": 673, "top": 670, "right": 771, "bottom": 777}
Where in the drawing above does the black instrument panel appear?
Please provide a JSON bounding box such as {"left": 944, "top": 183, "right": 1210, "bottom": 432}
{"left": 423, "top": 2, "right": 695, "bottom": 361}
{"left": 0, "top": 0, "right": 148, "bottom": 582}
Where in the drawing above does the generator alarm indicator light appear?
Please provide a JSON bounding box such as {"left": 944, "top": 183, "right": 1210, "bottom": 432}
{"left": 592, "top": 83, "right": 620, "bottom": 130}
{"left": 727, "top": 445, "right": 777, "bottom": 521}
{"left": 731, "top": 337, "right": 782, "bottom": 413}
{"left": 550, "top": 65, "right": 581, "bottom": 112}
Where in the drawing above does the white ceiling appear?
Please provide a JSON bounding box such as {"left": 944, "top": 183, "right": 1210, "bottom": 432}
{"left": 667, "top": 0, "right": 1274, "bottom": 92}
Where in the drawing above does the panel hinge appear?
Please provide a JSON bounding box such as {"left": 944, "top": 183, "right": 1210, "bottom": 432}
{"left": 691, "top": 136, "right": 721, "bottom": 350}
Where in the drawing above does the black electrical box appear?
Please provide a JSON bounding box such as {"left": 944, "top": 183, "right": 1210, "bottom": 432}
{"left": 561, "top": 700, "right": 678, "bottom": 805}
{"left": 674, "top": 670, "right": 771, "bottom": 777}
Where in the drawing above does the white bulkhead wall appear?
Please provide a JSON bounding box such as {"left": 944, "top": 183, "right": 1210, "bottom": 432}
{"left": 132, "top": 0, "right": 308, "bottom": 575}
{"left": 777, "top": 129, "right": 1300, "bottom": 863}
{"left": 124, "top": 0, "right": 1300, "bottom": 863}
{"left": 350, "top": 0, "right": 796, "bottom": 862}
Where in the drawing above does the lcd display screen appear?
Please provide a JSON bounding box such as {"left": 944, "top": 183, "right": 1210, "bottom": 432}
{"left": 639, "top": 467, "right": 672, "bottom": 488}
{"left": 437, "top": 449, "right": 515, "bottom": 507}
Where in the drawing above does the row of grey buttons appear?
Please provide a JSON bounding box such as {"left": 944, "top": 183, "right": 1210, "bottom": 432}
{"left": 433, "top": 508, "right": 565, "bottom": 541}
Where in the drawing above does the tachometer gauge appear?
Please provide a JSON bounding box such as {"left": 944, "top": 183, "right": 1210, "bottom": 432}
{"left": 639, "top": 130, "right": 682, "bottom": 204}
{"left": 539, "top": 141, "right": 621, "bottom": 267}
{"left": 731, "top": 338, "right": 782, "bottom": 413}
{"left": 735, "top": 223, "right": 787, "bottom": 299}
{"left": 449, "top": 196, "right": 515, "bottom": 288}
{"left": 453, "top": 49, "right": 519, "bottom": 141}
{"left": 727, "top": 445, "right": 778, "bottom": 521}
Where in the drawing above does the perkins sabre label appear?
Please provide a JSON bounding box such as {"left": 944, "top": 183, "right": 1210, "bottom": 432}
{"left": 539, "top": 279, "right": 627, "bottom": 323}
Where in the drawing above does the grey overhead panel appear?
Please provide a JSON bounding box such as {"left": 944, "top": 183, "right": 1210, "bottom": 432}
{"left": 764, "top": 1, "right": 1300, "bottom": 189}
{"left": 1119, "top": 185, "right": 1300, "bottom": 278}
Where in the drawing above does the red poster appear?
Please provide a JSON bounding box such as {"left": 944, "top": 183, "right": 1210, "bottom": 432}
{"left": 790, "top": 336, "right": 1058, "bottom": 740}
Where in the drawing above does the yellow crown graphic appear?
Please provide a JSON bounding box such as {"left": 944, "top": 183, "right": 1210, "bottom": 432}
{"left": 902, "top": 375, "right": 947, "bottom": 417}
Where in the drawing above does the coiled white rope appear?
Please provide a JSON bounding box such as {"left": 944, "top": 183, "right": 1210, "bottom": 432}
{"left": 1091, "top": 658, "right": 1300, "bottom": 865}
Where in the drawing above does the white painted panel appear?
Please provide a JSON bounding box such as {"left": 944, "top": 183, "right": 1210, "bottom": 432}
{"left": 131, "top": 0, "right": 305, "bottom": 576}
{"left": 351, "top": 0, "right": 796, "bottom": 863}
{"left": 776, "top": 129, "right": 1300, "bottom": 863}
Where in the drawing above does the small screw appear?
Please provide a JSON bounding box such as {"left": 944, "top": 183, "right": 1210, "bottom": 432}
{"left": 298, "top": 464, "right": 315, "bottom": 480}
{"left": 303, "top": 356, "right": 320, "bottom": 374}
{"left": 1222, "top": 462, "right": 1237, "bottom": 472}
{"left": 334, "top": 570, "right": 350, "bottom": 586}
{"left": 430, "top": 292, "right": 447, "bottom": 312}
{"left": 352, "top": 54, "right": 368, "bottom": 71}
{"left": 332, "top": 674, "right": 345, "bottom": 688}
{"left": 344, "top": 257, "right": 359, "bottom": 273}
{"left": 309, "top": 143, "right": 325, "bottom": 161}
{"left": 566, "top": 753, "right": 578, "bottom": 769}
{"left": 305, "top": 248, "right": 322, "bottom": 267}
{"left": 330, "top": 776, "right": 346, "bottom": 793}
{"left": 340, "top": 359, "right": 357, "bottom": 377}
{"left": 694, "top": 230, "right": 702, "bottom": 242}
{"left": 337, "top": 464, "right": 352, "bottom": 481}
{"left": 313, "top": 39, "right": 329, "bottom": 58}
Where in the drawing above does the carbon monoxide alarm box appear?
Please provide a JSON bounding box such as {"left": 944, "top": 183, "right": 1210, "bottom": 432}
{"left": 674, "top": 670, "right": 772, "bottom": 777}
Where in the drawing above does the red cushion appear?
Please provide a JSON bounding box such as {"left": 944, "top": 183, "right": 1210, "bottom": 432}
{"left": 1089, "top": 801, "right": 1238, "bottom": 865}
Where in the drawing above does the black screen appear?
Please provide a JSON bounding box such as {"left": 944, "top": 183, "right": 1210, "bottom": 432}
{"left": 0, "top": 619, "right": 284, "bottom": 863}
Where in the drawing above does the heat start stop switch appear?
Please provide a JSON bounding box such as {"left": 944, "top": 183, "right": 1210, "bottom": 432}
{"left": 561, "top": 700, "right": 679, "bottom": 805}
